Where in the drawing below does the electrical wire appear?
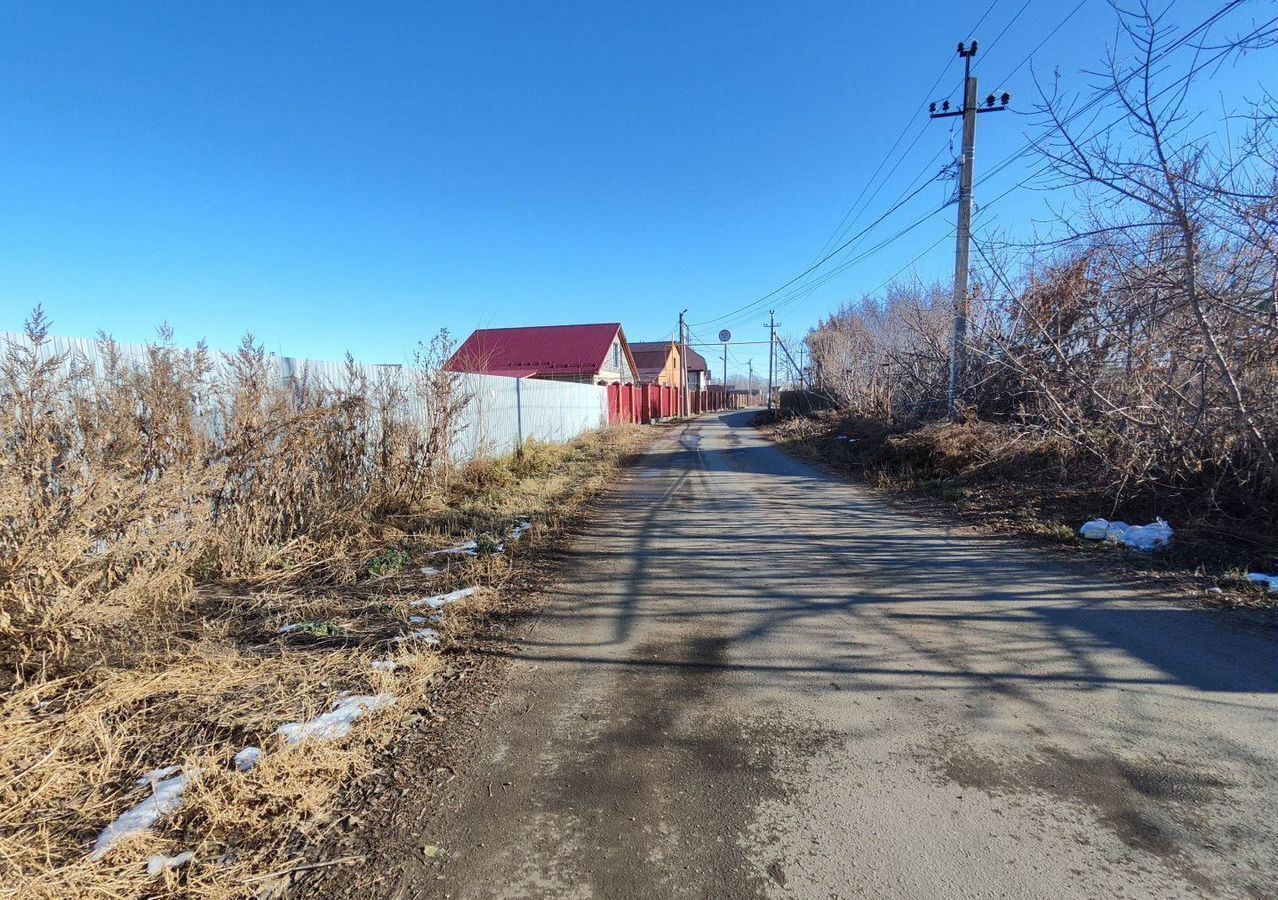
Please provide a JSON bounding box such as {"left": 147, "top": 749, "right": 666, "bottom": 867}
{"left": 747, "top": 0, "right": 1007, "bottom": 314}
{"left": 972, "top": 0, "right": 1036, "bottom": 71}
{"left": 696, "top": 1, "right": 1254, "bottom": 332}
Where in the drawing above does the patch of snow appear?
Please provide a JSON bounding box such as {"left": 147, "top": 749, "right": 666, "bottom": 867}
{"left": 136, "top": 765, "right": 182, "bottom": 787}
{"left": 396, "top": 628, "right": 440, "bottom": 646}
{"left": 419, "top": 566, "right": 442, "bottom": 577}
{"left": 276, "top": 694, "right": 395, "bottom": 745}
{"left": 1246, "top": 573, "right": 1278, "bottom": 593}
{"left": 432, "top": 541, "right": 478, "bottom": 557}
{"left": 680, "top": 434, "right": 702, "bottom": 449}
{"left": 1079, "top": 518, "right": 1173, "bottom": 551}
{"left": 509, "top": 520, "right": 532, "bottom": 541}
{"left": 233, "top": 747, "right": 261, "bottom": 772}
{"left": 146, "top": 850, "right": 194, "bottom": 876}
{"left": 91, "top": 772, "right": 190, "bottom": 861}
{"left": 410, "top": 587, "right": 478, "bottom": 610}
{"left": 277, "top": 623, "right": 302, "bottom": 634}
{"left": 408, "top": 615, "right": 428, "bottom": 624}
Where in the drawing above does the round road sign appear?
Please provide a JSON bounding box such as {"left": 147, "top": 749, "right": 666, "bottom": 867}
{"left": 718, "top": 329, "right": 732, "bottom": 343}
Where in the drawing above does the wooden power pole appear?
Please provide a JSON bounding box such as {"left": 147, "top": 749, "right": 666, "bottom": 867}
{"left": 766, "top": 310, "right": 775, "bottom": 411}
{"left": 929, "top": 40, "right": 1008, "bottom": 418}
{"left": 678, "top": 309, "right": 689, "bottom": 417}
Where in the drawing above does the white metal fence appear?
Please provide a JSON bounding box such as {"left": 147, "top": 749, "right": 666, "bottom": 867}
{"left": 1, "top": 332, "right": 610, "bottom": 461}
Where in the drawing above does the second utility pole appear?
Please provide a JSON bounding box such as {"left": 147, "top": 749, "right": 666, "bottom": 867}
{"left": 678, "top": 309, "right": 689, "bottom": 417}
{"left": 929, "top": 40, "right": 1008, "bottom": 418}
{"left": 766, "top": 310, "right": 775, "bottom": 411}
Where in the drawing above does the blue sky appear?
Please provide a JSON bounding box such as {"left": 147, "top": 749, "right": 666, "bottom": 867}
{"left": 0, "top": 1, "right": 1270, "bottom": 380}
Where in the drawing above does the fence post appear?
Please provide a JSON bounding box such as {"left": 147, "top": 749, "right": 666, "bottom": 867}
{"left": 515, "top": 377, "right": 524, "bottom": 450}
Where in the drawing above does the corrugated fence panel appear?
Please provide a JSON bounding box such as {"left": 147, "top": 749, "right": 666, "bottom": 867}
{"left": 515, "top": 375, "right": 609, "bottom": 446}
{"left": 1, "top": 333, "right": 610, "bottom": 461}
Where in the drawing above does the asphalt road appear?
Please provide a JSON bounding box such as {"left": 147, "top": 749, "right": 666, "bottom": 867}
{"left": 411, "top": 410, "right": 1278, "bottom": 899}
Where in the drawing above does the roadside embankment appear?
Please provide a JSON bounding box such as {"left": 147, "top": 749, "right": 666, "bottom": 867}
{"left": 759, "top": 409, "right": 1278, "bottom": 609}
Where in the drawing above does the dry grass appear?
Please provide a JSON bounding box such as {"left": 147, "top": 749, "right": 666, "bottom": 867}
{"left": 0, "top": 313, "right": 651, "bottom": 899}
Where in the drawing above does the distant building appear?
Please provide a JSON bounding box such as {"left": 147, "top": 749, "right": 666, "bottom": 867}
{"left": 447, "top": 323, "right": 639, "bottom": 385}
{"left": 629, "top": 341, "right": 712, "bottom": 391}
{"left": 683, "top": 346, "right": 711, "bottom": 391}
{"left": 629, "top": 341, "right": 683, "bottom": 388}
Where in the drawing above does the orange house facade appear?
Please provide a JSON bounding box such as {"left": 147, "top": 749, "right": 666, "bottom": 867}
{"left": 629, "top": 341, "right": 684, "bottom": 390}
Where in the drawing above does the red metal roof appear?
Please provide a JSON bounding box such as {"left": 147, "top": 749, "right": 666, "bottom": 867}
{"left": 447, "top": 323, "right": 628, "bottom": 377}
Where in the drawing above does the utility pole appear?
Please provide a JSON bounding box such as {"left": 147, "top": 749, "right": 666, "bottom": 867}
{"left": 748, "top": 359, "right": 754, "bottom": 402}
{"left": 929, "top": 40, "right": 1008, "bottom": 418}
{"left": 678, "top": 309, "right": 689, "bottom": 417}
{"left": 722, "top": 344, "right": 727, "bottom": 392}
{"left": 766, "top": 310, "right": 775, "bottom": 411}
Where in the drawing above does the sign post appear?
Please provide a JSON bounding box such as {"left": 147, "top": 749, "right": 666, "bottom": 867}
{"left": 718, "top": 330, "right": 731, "bottom": 401}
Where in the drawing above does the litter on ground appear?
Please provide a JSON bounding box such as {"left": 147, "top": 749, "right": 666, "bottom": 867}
{"left": 233, "top": 747, "right": 261, "bottom": 772}
{"left": 146, "top": 851, "right": 194, "bottom": 876}
{"left": 1246, "top": 573, "right": 1278, "bottom": 593}
{"left": 1079, "top": 518, "right": 1173, "bottom": 551}
{"left": 410, "top": 586, "right": 478, "bottom": 609}
{"left": 91, "top": 771, "right": 190, "bottom": 861}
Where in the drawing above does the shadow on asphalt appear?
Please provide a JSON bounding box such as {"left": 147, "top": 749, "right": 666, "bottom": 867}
{"left": 494, "top": 414, "right": 1278, "bottom": 698}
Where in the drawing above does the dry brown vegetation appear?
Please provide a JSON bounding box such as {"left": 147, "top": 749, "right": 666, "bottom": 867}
{"left": 0, "top": 312, "right": 650, "bottom": 899}
{"left": 803, "top": 7, "right": 1276, "bottom": 564}
{"left": 765, "top": 410, "right": 1277, "bottom": 600}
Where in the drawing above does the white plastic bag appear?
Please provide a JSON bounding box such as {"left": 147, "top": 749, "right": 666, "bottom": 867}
{"left": 1119, "top": 518, "right": 1173, "bottom": 552}
{"left": 1079, "top": 517, "right": 1172, "bottom": 551}
{"left": 1079, "top": 519, "right": 1129, "bottom": 541}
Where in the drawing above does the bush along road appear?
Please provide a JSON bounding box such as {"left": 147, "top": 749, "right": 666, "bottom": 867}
{"left": 311, "top": 409, "right": 1278, "bottom": 900}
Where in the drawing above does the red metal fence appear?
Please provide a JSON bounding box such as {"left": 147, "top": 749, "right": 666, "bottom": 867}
{"left": 606, "top": 384, "right": 747, "bottom": 425}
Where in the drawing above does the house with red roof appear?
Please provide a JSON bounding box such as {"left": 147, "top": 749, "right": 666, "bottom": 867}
{"left": 447, "top": 323, "right": 639, "bottom": 385}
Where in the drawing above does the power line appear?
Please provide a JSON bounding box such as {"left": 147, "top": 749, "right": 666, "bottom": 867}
{"left": 698, "top": 2, "right": 1256, "bottom": 339}
{"left": 693, "top": 173, "right": 946, "bottom": 328}
{"left": 972, "top": 0, "right": 1036, "bottom": 72}
{"left": 702, "top": 1, "right": 1008, "bottom": 328}
{"left": 709, "top": 201, "right": 953, "bottom": 331}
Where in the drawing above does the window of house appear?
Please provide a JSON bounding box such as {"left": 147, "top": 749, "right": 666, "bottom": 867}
{"left": 613, "top": 343, "right": 620, "bottom": 370}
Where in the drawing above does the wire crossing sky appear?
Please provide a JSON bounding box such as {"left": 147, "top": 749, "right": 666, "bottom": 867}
{"left": 0, "top": 1, "right": 1270, "bottom": 379}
